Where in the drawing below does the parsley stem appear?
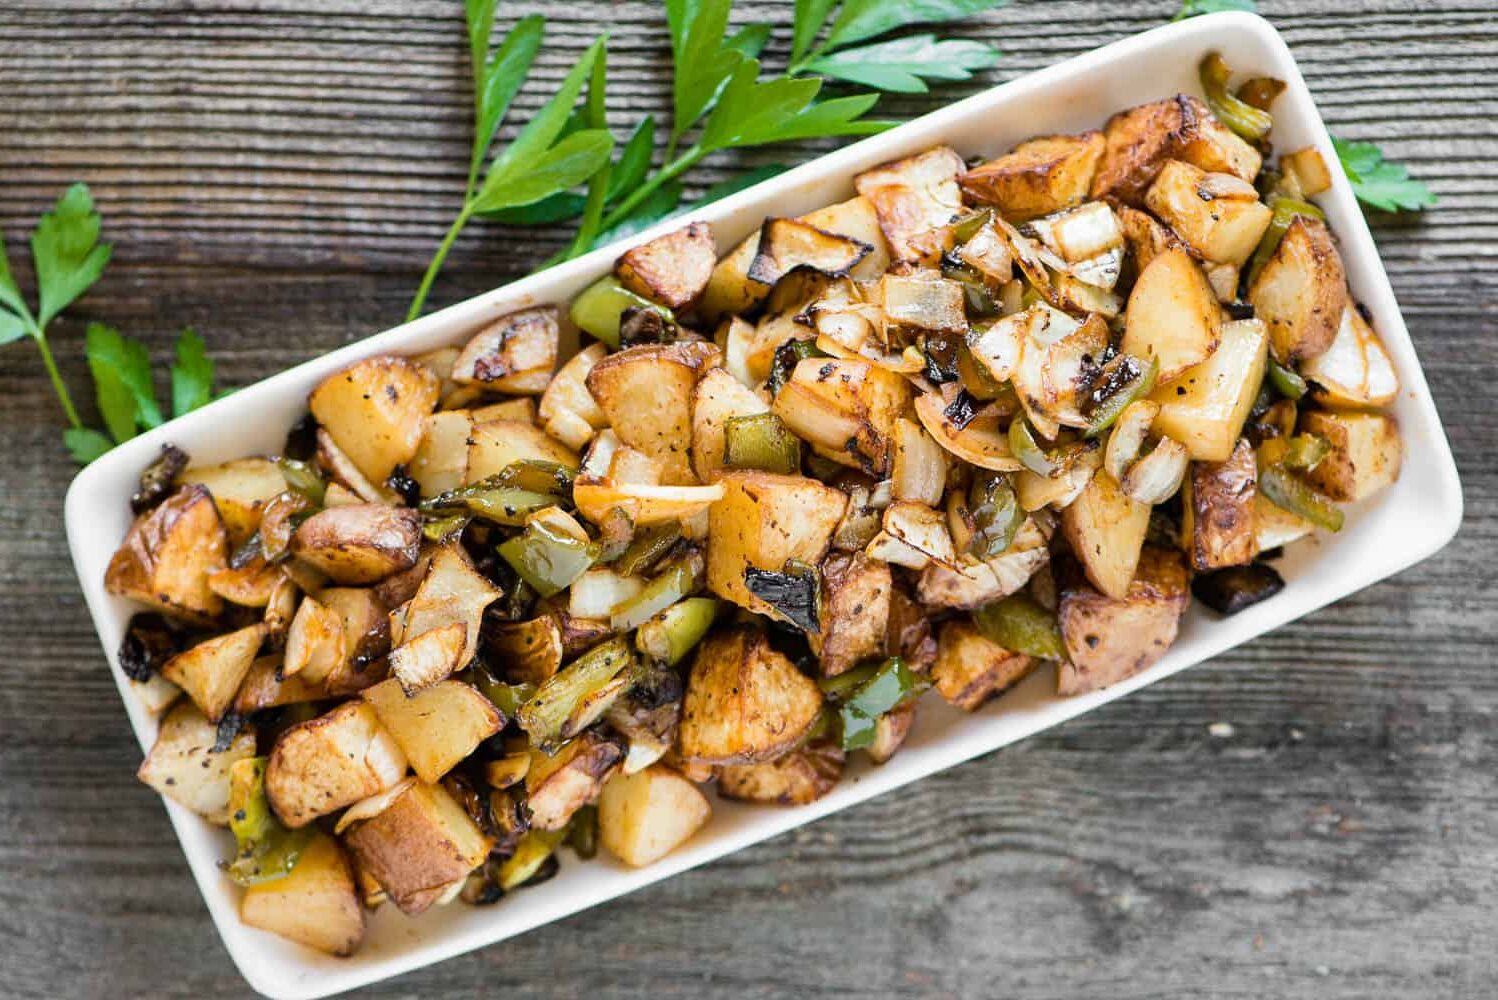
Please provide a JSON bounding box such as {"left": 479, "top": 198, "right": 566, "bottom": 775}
{"left": 599, "top": 144, "right": 705, "bottom": 232}
{"left": 34, "top": 332, "right": 83, "bottom": 429}
{"left": 407, "top": 200, "right": 476, "bottom": 322}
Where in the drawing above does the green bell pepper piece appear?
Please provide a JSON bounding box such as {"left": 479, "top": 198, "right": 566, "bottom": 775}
{"left": 497, "top": 518, "right": 599, "bottom": 597}
{"left": 636, "top": 597, "right": 720, "bottom": 666}
{"left": 1259, "top": 465, "right": 1343, "bottom": 532}
{"left": 225, "top": 757, "right": 312, "bottom": 886}
{"left": 973, "top": 593, "right": 1067, "bottom": 660}
{"left": 569, "top": 275, "right": 672, "bottom": 348}
{"left": 517, "top": 636, "right": 634, "bottom": 753}
{"left": 723, "top": 412, "right": 803, "bottom": 475}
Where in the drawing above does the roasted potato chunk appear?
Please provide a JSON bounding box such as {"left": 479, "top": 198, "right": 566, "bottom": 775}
{"left": 526, "top": 728, "right": 625, "bottom": 831}
{"left": 691, "top": 366, "right": 769, "bottom": 482}
{"left": 1299, "top": 410, "right": 1402, "bottom": 502}
{"left": 291, "top": 503, "right": 421, "bottom": 585}
{"left": 1248, "top": 216, "right": 1348, "bottom": 364}
{"left": 1122, "top": 247, "right": 1223, "bottom": 385}
{"left": 394, "top": 543, "right": 502, "bottom": 675}
{"left": 1182, "top": 438, "right": 1258, "bottom": 571}
{"left": 615, "top": 221, "right": 717, "bottom": 309}
{"left": 586, "top": 341, "right": 721, "bottom": 485}
{"left": 746, "top": 217, "right": 872, "bottom": 287}
{"left": 451, "top": 306, "right": 558, "bottom": 394}
{"left": 1061, "top": 470, "right": 1151, "bottom": 601}
{"left": 1150, "top": 317, "right": 1269, "bottom": 463}
{"left": 706, "top": 471, "right": 847, "bottom": 617}
{"left": 408, "top": 410, "right": 472, "bottom": 497}
{"left": 1116, "top": 203, "right": 1185, "bottom": 276}
{"left": 1057, "top": 546, "right": 1190, "bottom": 695}
{"left": 178, "top": 457, "right": 286, "bottom": 545}
{"left": 106, "top": 484, "right": 227, "bottom": 621}
{"left": 867, "top": 703, "right": 916, "bottom": 765}
{"left": 342, "top": 779, "right": 493, "bottom": 915}
{"left": 719, "top": 743, "right": 844, "bottom": 805}
{"left": 136, "top": 701, "right": 256, "bottom": 825}
{"left": 1091, "top": 95, "right": 1261, "bottom": 204}
{"left": 931, "top": 620, "right": 1036, "bottom": 711}
{"left": 233, "top": 654, "right": 326, "bottom": 715}
{"left": 538, "top": 342, "right": 609, "bottom": 450}
{"left": 1145, "top": 160, "right": 1273, "bottom": 267}
{"left": 598, "top": 764, "right": 712, "bottom": 867}
{"left": 679, "top": 626, "right": 824, "bottom": 765}
{"left": 812, "top": 551, "right": 892, "bottom": 677}
{"left": 160, "top": 622, "right": 266, "bottom": 722}
{"left": 240, "top": 832, "right": 365, "bottom": 956}
{"left": 363, "top": 678, "right": 502, "bottom": 783}
{"left": 465, "top": 418, "right": 579, "bottom": 483}
{"left": 854, "top": 145, "right": 966, "bottom": 264}
{"left": 308, "top": 354, "right": 440, "bottom": 484}
{"left": 1301, "top": 304, "right": 1400, "bottom": 410}
{"left": 265, "top": 701, "right": 408, "bottom": 828}
{"left": 958, "top": 131, "right": 1105, "bottom": 222}
{"left": 772, "top": 357, "right": 913, "bottom": 475}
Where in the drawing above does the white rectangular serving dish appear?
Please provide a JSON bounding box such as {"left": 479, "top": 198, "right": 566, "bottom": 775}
{"left": 65, "top": 11, "right": 1461, "bottom": 999}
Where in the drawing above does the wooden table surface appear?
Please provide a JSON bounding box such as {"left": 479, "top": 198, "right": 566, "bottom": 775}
{"left": 3, "top": 1, "right": 1495, "bottom": 997}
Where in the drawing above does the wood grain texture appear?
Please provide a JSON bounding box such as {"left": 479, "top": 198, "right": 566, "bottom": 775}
{"left": 1, "top": 1, "right": 1496, "bottom": 997}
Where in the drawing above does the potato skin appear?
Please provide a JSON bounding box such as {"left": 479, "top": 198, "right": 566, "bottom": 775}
{"left": 1248, "top": 217, "right": 1348, "bottom": 364}
{"left": 718, "top": 743, "right": 844, "bottom": 805}
{"left": 1091, "top": 95, "right": 1261, "bottom": 204}
{"left": 291, "top": 503, "right": 421, "bottom": 584}
{"left": 265, "top": 701, "right": 408, "bottom": 828}
{"left": 812, "top": 551, "right": 892, "bottom": 677}
{"left": 931, "top": 620, "right": 1036, "bottom": 711}
{"left": 451, "top": 306, "right": 559, "bottom": 394}
{"left": 1056, "top": 546, "right": 1189, "bottom": 695}
{"left": 308, "top": 354, "right": 440, "bottom": 484}
{"left": 678, "top": 626, "right": 825, "bottom": 765}
{"left": 1183, "top": 438, "right": 1258, "bottom": 571}
{"left": 616, "top": 221, "right": 718, "bottom": 309}
{"left": 854, "top": 145, "right": 966, "bottom": 264}
{"left": 525, "top": 728, "right": 625, "bottom": 831}
{"left": 958, "top": 131, "right": 1105, "bottom": 222}
{"left": 341, "top": 780, "right": 493, "bottom": 915}
{"left": 1299, "top": 410, "right": 1402, "bottom": 502}
{"left": 106, "top": 484, "right": 227, "bottom": 621}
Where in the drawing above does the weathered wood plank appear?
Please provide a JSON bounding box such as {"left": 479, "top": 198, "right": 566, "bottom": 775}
{"left": 0, "top": 1, "right": 1495, "bottom": 997}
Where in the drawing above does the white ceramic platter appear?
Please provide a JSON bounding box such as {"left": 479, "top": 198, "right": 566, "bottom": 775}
{"left": 64, "top": 11, "right": 1462, "bottom": 998}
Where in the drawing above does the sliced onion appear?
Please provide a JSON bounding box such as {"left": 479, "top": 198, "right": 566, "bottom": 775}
{"left": 1120, "top": 437, "right": 1189, "bottom": 505}
{"left": 1104, "top": 400, "right": 1161, "bottom": 482}
{"left": 569, "top": 568, "right": 645, "bottom": 620}
{"left": 891, "top": 418, "right": 948, "bottom": 505}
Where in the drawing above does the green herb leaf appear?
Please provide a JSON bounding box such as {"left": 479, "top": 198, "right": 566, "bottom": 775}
{"left": 170, "top": 327, "right": 215, "bottom": 417}
{"left": 64, "top": 427, "right": 114, "bottom": 464}
{"left": 804, "top": 34, "right": 1000, "bottom": 93}
{"left": 0, "top": 310, "right": 26, "bottom": 345}
{"left": 792, "top": 0, "right": 841, "bottom": 63}
{"left": 85, "top": 323, "right": 159, "bottom": 443}
{"left": 481, "top": 192, "right": 589, "bottom": 224}
{"left": 565, "top": 44, "right": 615, "bottom": 259}
{"left": 666, "top": 0, "right": 745, "bottom": 144}
{"left": 725, "top": 22, "right": 771, "bottom": 59}
{"left": 700, "top": 60, "right": 889, "bottom": 152}
{"left": 607, "top": 115, "right": 657, "bottom": 201}
{"left": 0, "top": 233, "right": 33, "bottom": 326}
{"left": 1174, "top": 0, "right": 1256, "bottom": 20}
{"left": 31, "top": 183, "right": 112, "bottom": 328}
{"left": 468, "top": 11, "right": 545, "bottom": 189}
{"left": 822, "top": 0, "right": 1005, "bottom": 54}
{"left": 473, "top": 129, "right": 615, "bottom": 214}
{"left": 1332, "top": 136, "right": 1437, "bottom": 213}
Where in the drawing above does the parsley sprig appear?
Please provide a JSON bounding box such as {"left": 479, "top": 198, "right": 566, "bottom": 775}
{"left": 787, "top": 0, "right": 1006, "bottom": 94}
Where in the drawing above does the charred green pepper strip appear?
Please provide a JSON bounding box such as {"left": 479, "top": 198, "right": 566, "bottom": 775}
{"left": 818, "top": 659, "right": 881, "bottom": 701}
{"left": 226, "top": 757, "right": 312, "bottom": 886}
{"left": 568, "top": 275, "right": 672, "bottom": 348}
{"left": 973, "top": 593, "right": 1067, "bottom": 660}
{"left": 1200, "top": 52, "right": 1274, "bottom": 142}
{"left": 494, "top": 460, "right": 576, "bottom": 497}
{"left": 834, "top": 658, "right": 927, "bottom": 752}
{"left": 497, "top": 519, "right": 599, "bottom": 597}
{"left": 636, "top": 597, "right": 719, "bottom": 665}
{"left": 968, "top": 473, "right": 1023, "bottom": 558}
{"left": 1259, "top": 466, "right": 1344, "bottom": 532}
{"left": 517, "top": 636, "right": 634, "bottom": 752}
{"left": 951, "top": 208, "right": 994, "bottom": 245}
{"left": 1009, "top": 416, "right": 1066, "bottom": 477}
{"left": 277, "top": 457, "right": 326, "bottom": 504}
{"left": 610, "top": 552, "right": 704, "bottom": 631}
{"left": 497, "top": 828, "right": 567, "bottom": 890}
{"left": 421, "top": 478, "right": 560, "bottom": 527}
{"left": 1084, "top": 354, "right": 1158, "bottom": 439}
{"left": 1266, "top": 358, "right": 1308, "bottom": 401}
{"left": 611, "top": 522, "right": 681, "bottom": 575}
{"left": 1247, "top": 197, "right": 1326, "bottom": 287}
{"left": 723, "top": 412, "right": 803, "bottom": 475}
{"left": 474, "top": 664, "right": 538, "bottom": 719}
{"left": 421, "top": 512, "right": 469, "bottom": 543}
{"left": 566, "top": 804, "right": 599, "bottom": 860}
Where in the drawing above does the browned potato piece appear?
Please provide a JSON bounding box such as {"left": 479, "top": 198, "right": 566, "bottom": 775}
{"left": 395, "top": 543, "right": 503, "bottom": 668}
{"left": 178, "top": 458, "right": 286, "bottom": 545}
{"left": 241, "top": 831, "right": 364, "bottom": 956}
{"left": 1182, "top": 438, "right": 1258, "bottom": 571}
{"left": 691, "top": 366, "right": 769, "bottom": 482}
{"left": 341, "top": 779, "right": 493, "bottom": 915}
{"left": 586, "top": 341, "right": 721, "bottom": 485}
{"left": 265, "top": 701, "right": 408, "bottom": 828}
{"left": 679, "top": 626, "right": 824, "bottom": 765}
{"left": 137, "top": 701, "right": 256, "bottom": 825}
{"left": 1150, "top": 318, "right": 1269, "bottom": 463}
{"left": 408, "top": 410, "right": 472, "bottom": 497}
{"left": 706, "top": 471, "right": 847, "bottom": 617}
{"left": 615, "top": 221, "right": 717, "bottom": 309}
{"left": 598, "top": 764, "right": 712, "bottom": 867}
{"left": 206, "top": 559, "right": 281, "bottom": 607}
{"left": 855, "top": 145, "right": 965, "bottom": 264}
{"left": 471, "top": 398, "right": 538, "bottom": 424}
{"left": 465, "top": 418, "right": 579, "bottom": 483}
{"left": 291, "top": 503, "right": 421, "bottom": 585}
{"left": 1091, "top": 95, "right": 1261, "bottom": 204}
{"left": 1299, "top": 410, "right": 1402, "bottom": 502}
{"left": 812, "top": 551, "right": 892, "bottom": 677}
{"left": 233, "top": 654, "right": 326, "bottom": 714}
{"left": 1301, "top": 305, "right": 1400, "bottom": 410}
{"left": 538, "top": 342, "right": 609, "bottom": 451}
{"left": 718, "top": 743, "right": 844, "bottom": 805}
{"left": 308, "top": 354, "right": 440, "bottom": 484}
{"left": 1061, "top": 470, "right": 1151, "bottom": 601}
{"left": 1248, "top": 217, "right": 1348, "bottom": 364}
{"left": 1116, "top": 204, "right": 1185, "bottom": 276}
{"left": 931, "top": 620, "right": 1036, "bottom": 711}
{"left": 958, "top": 131, "right": 1105, "bottom": 222}
{"left": 1122, "top": 247, "right": 1223, "bottom": 384}
{"left": 745, "top": 217, "right": 872, "bottom": 287}
{"left": 451, "top": 306, "right": 559, "bottom": 394}
{"left": 363, "top": 678, "right": 502, "bottom": 784}
{"left": 526, "top": 728, "right": 625, "bottom": 831}
{"left": 772, "top": 357, "right": 913, "bottom": 475}
{"left": 1144, "top": 160, "right": 1273, "bottom": 267}
{"left": 387, "top": 621, "right": 468, "bottom": 694}
{"left": 106, "top": 484, "right": 227, "bottom": 621}
{"left": 867, "top": 703, "right": 916, "bottom": 765}
{"left": 161, "top": 623, "right": 266, "bottom": 722}
{"left": 1057, "top": 546, "right": 1190, "bottom": 695}
{"left": 485, "top": 614, "right": 564, "bottom": 685}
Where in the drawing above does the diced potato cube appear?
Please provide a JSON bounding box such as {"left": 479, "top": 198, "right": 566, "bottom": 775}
{"left": 598, "top": 764, "right": 712, "bottom": 867}
{"left": 706, "top": 471, "right": 847, "bottom": 616}
{"left": 1057, "top": 546, "right": 1189, "bottom": 695}
{"left": 1150, "top": 317, "right": 1269, "bottom": 463}
{"left": 136, "top": 701, "right": 256, "bottom": 825}
{"left": 105, "top": 485, "right": 227, "bottom": 621}
{"left": 1145, "top": 160, "right": 1273, "bottom": 266}
{"left": 616, "top": 222, "right": 717, "bottom": 309}
{"left": 932, "top": 620, "right": 1036, "bottom": 710}
{"left": 240, "top": 832, "right": 364, "bottom": 956}
{"left": 1181, "top": 438, "right": 1258, "bottom": 571}
{"left": 958, "top": 131, "right": 1106, "bottom": 222}
{"left": 341, "top": 780, "right": 493, "bottom": 915}
{"left": 308, "top": 354, "right": 440, "bottom": 484}
{"left": 1299, "top": 410, "right": 1402, "bottom": 502}
{"left": 1248, "top": 217, "right": 1348, "bottom": 364}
